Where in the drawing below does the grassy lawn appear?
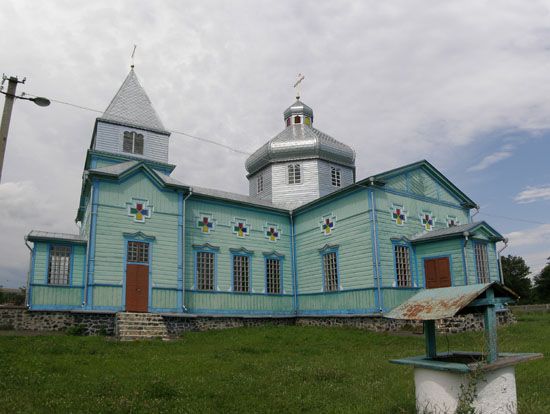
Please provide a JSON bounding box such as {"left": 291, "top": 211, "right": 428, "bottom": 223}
{"left": 0, "top": 313, "right": 548, "bottom": 413}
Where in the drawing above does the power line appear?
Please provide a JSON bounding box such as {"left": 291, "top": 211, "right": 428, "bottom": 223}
{"left": 24, "top": 92, "right": 252, "bottom": 155}
{"left": 477, "top": 211, "right": 549, "bottom": 226}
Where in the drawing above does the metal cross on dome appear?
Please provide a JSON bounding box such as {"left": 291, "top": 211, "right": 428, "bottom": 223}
{"left": 293, "top": 73, "right": 305, "bottom": 99}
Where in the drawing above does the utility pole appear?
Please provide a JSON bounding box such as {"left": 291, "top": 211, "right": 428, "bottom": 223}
{"left": 0, "top": 75, "right": 50, "bottom": 183}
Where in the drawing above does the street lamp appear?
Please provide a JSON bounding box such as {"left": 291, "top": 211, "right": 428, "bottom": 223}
{"left": 0, "top": 74, "right": 50, "bottom": 183}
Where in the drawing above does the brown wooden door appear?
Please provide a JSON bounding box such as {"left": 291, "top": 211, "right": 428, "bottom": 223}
{"left": 126, "top": 264, "right": 149, "bottom": 312}
{"left": 424, "top": 257, "right": 451, "bottom": 289}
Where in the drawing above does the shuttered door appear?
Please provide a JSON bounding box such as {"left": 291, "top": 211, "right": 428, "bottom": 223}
{"left": 424, "top": 257, "right": 451, "bottom": 289}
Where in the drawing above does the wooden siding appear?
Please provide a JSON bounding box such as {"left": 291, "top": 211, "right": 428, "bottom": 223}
{"left": 248, "top": 165, "right": 273, "bottom": 201}
{"left": 185, "top": 198, "right": 293, "bottom": 312}
{"left": 294, "top": 189, "right": 373, "bottom": 297}
{"left": 298, "top": 289, "right": 377, "bottom": 313}
{"left": 152, "top": 288, "right": 178, "bottom": 309}
{"left": 374, "top": 189, "right": 469, "bottom": 288}
{"left": 317, "top": 160, "right": 354, "bottom": 198}
{"left": 94, "top": 121, "right": 169, "bottom": 164}
{"left": 185, "top": 291, "right": 293, "bottom": 314}
{"left": 271, "top": 160, "right": 320, "bottom": 206}
{"left": 32, "top": 286, "right": 82, "bottom": 306}
{"left": 93, "top": 286, "right": 122, "bottom": 307}
{"left": 463, "top": 241, "right": 500, "bottom": 284}
{"left": 382, "top": 288, "right": 419, "bottom": 310}
{"left": 414, "top": 239, "right": 464, "bottom": 287}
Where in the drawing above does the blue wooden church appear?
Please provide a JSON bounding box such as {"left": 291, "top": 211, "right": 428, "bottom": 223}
{"left": 25, "top": 69, "right": 505, "bottom": 317}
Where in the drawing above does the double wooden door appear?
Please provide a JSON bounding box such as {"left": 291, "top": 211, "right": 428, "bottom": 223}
{"left": 424, "top": 257, "right": 451, "bottom": 289}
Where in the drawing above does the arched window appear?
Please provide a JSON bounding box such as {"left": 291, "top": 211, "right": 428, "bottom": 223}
{"left": 294, "top": 115, "right": 301, "bottom": 124}
{"left": 286, "top": 118, "right": 291, "bottom": 127}
{"left": 123, "top": 131, "right": 144, "bottom": 155}
{"left": 288, "top": 164, "right": 301, "bottom": 184}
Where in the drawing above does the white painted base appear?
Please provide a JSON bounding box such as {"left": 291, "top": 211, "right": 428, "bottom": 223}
{"left": 414, "top": 366, "right": 517, "bottom": 414}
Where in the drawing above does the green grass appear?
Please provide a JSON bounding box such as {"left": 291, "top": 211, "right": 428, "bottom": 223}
{"left": 0, "top": 313, "right": 548, "bottom": 413}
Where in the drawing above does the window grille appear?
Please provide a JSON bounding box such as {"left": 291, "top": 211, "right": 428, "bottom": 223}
{"left": 257, "top": 174, "right": 264, "bottom": 194}
{"left": 288, "top": 164, "right": 301, "bottom": 184}
{"left": 123, "top": 131, "right": 144, "bottom": 155}
{"left": 475, "top": 243, "right": 490, "bottom": 283}
{"left": 196, "top": 252, "right": 215, "bottom": 290}
{"left": 48, "top": 245, "right": 71, "bottom": 285}
{"left": 233, "top": 255, "right": 250, "bottom": 292}
{"left": 127, "top": 241, "right": 149, "bottom": 263}
{"left": 394, "top": 245, "right": 412, "bottom": 287}
{"left": 266, "top": 258, "right": 281, "bottom": 294}
{"left": 331, "top": 167, "right": 341, "bottom": 187}
{"left": 323, "top": 252, "right": 339, "bottom": 292}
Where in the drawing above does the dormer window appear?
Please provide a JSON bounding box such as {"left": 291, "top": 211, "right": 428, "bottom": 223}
{"left": 257, "top": 174, "right": 264, "bottom": 193}
{"left": 331, "top": 167, "right": 341, "bottom": 187}
{"left": 123, "top": 131, "right": 144, "bottom": 155}
{"left": 288, "top": 164, "right": 301, "bottom": 184}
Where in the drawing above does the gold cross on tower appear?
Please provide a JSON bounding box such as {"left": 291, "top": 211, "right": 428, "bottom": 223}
{"left": 293, "top": 73, "right": 305, "bottom": 100}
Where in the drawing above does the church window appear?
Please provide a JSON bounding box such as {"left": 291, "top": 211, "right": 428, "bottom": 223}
{"left": 474, "top": 242, "right": 490, "bottom": 283}
{"left": 127, "top": 241, "right": 149, "bottom": 263}
{"left": 304, "top": 117, "right": 311, "bottom": 126}
{"left": 288, "top": 164, "right": 301, "bottom": 184}
{"left": 320, "top": 248, "right": 339, "bottom": 292}
{"left": 232, "top": 254, "right": 250, "bottom": 292}
{"left": 123, "top": 131, "right": 144, "bottom": 155}
{"left": 331, "top": 167, "right": 341, "bottom": 187}
{"left": 196, "top": 251, "right": 215, "bottom": 291}
{"left": 265, "top": 257, "right": 281, "bottom": 294}
{"left": 394, "top": 245, "right": 412, "bottom": 287}
{"left": 294, "top": 115, "right": 301, "bottom": 124}
{"left": 257, "top": 174, "right": 264, "bottom": 193}
{"left": 47, "top": 245, "right": 71, "bottom": 285}
{"left": 286, "top": 118, "right": 291, "bottom": 127}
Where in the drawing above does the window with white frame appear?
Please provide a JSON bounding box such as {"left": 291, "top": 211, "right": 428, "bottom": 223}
{"left": 331, "top": 166, "right": 341, "bottom": 187}
{"left": 475, "top": 243, "right": 490, "bottom": 283}
{"left": 123, "top": 131, "right": 144, "bottom": 155}
{"left": 394, "top": 245, "right": 412, "bottom": 287}
{"left": 288, "top": 164, "right": 301, "bottom": 184}
{"left": 48, "top": 245, "right": 71, "bottom": 285}
{"left": 196, "top": 251, "right": 215, "bottom": 290}
{"left": 257, "top": 174, "right": 264, "bottom": 194}
{"left": 233, "top": 255, "right": 250, "bottom": 292}
{"left": 266, "top": 258, "right": 281, "bottom": 294}
{"left": 323, "top": 251, "right": 339, "bottom": 292}
{"left": 127, "top": 241, "right": 149, "bottom": 263}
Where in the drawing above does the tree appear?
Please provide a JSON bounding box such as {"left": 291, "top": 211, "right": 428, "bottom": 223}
{"left": 501, "top": 255, "right": 532, "bottom": 303}
{"left": 533, "top": 258, "right": 550, "bottom": 303}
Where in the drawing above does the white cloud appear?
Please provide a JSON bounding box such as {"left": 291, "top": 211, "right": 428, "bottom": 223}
{"left": 505, "top": 224, "right": 550, "bottom": 249}
{"left": 467, "top": 150, "right": 513, "bottom": 172}
{"left": 514, "top": 185, "right": 550, "bottom": 204}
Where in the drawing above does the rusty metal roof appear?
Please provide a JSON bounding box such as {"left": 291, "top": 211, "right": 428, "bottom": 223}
{"left": 385, "top": 283, "right": 518, "bottom": 321}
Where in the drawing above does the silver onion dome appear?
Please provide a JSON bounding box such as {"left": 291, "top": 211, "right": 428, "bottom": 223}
{"left": 245, "top": 99, "right": 355, "bottom": 176}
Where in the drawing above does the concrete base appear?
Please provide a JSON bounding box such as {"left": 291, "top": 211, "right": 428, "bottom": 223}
{"left": 414, "top": 366, "right": 517, "bottom": 414}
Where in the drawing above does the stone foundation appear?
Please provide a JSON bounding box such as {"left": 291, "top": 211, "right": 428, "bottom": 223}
{"left": 0, "top": 306, "right": 516, "bottom": 337}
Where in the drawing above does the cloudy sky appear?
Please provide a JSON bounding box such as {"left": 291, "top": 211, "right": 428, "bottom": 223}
{"left": 1, "top": 1, "right": 549, "bottom": 287}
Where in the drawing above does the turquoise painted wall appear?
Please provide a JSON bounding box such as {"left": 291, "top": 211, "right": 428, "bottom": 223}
{"left": 294, "top": 189, "right": 374, "bottom": 296}
{"left": 414, "top": 239, "right": 465, "bottom": 287}
{"left": 93, "top": 171, "right": 180, "bottom": 310}
{"left": 29, "top": 242, "right": 86, "bottom": 308}
{"left": 184, "top": 197, "right": 293, "bottom": 314}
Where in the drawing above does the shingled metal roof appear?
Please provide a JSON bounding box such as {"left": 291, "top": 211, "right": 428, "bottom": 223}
{"left": 409, "top": 221, "right": 504, "bottom": 243}
{"left": 26, "top": 230, "right": 87, "bottom": 244}
{"left": 98, "top": 69, "right": 168, "bottom": 133}
{"left": 245, "top": 124, "right": 356, "bottom": 175}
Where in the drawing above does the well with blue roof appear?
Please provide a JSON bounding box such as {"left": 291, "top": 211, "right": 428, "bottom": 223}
{"left": 24, "top": 68, "right": 510, "bottom": 327}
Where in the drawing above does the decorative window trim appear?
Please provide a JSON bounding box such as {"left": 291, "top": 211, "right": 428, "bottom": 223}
{"left": 196, "top": 213, "right": 216, "bottom": 234}
{"left": 231, "top": 218, "right": 250, "bottom": 238}
{"left": 127, "top": 198, "right": 153, "bottom": 223}
{"left": 230, "top": 248, "right": 253, "bottom": 293}
{"left": 390, "top": 204, "right": 407, "bottom": 226}
{"left": 474, "top": 241, "right": 490, "bottom": 283}
{"left": 193, "top": 244, "right": 219, "bottom": 291}
{"left": 47, "top": 244, "right": 73, "bottom": 285}
{"left": 263, "top": 251, "right": 284, "bottom": 295}
{"left": 392, "top": 241, "right": 414, "bottom": 288}
{"left": 288, "top": 163, "right": 302, "bottom": 184}
{"left": 420, "top": 211, "right": 436, "bottom": 231}
{"left": 122, "top": 231, "right": 156, "bottom": 242}
{"left": 319, "top": 244, "right": 340, "bottom": 292}
{"left": 123, "top": 131, "right": 144, "bottom": 155}
{"left": 257, "top": 174, "right": 264, "bottom": 194}
{"left": 264, "top": 223, "right": 281, "bottom": 242}
{"left": 446, "top": 215, "right": 460, "bottom": 228}
{"left": 331, "top": 166, "right": 341, "bottom": 187}
{"left": 320, "top": 214, "right": 336, "bottom": 236}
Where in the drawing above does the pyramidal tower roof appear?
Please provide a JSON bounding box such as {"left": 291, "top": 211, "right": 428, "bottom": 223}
{"left": 99, "top": 68, "right": 168, "bottom": 134}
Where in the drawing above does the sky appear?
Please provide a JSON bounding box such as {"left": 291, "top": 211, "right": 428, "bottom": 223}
{"left": 0, "top": 0, "right": 549, "bottom": 287}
